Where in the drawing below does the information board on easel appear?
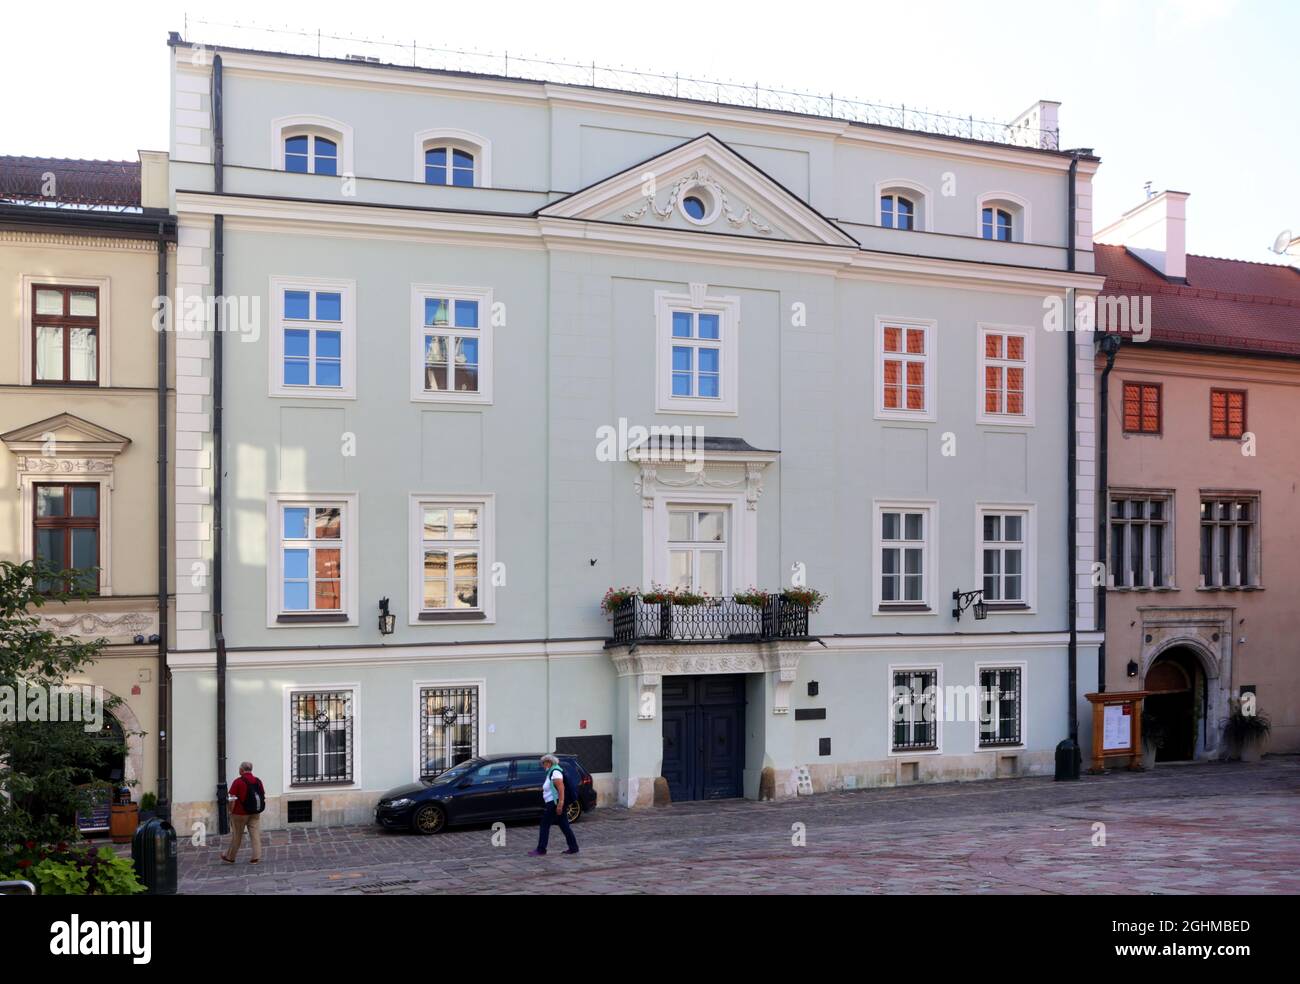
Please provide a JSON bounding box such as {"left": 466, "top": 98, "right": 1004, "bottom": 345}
{"left": 1085, "top": 691, "right": 1156, "bottom": 773}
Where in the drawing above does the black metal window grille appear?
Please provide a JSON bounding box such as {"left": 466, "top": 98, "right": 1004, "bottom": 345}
{"left": 420, "top": 686, "right": 479, "bottom": 779}
{"left": 979, "top": 668, "right": 1022, "bottom": 747}
{"left": 892, "top": 670, "right": 937, "bottom": 750}
{"left": 290, "top": 690, "right": 353, "bottom": 785}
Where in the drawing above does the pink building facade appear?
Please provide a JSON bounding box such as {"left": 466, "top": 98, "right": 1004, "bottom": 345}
{"left": 1094, "top": 193, "right": 1300, "bottom": 759}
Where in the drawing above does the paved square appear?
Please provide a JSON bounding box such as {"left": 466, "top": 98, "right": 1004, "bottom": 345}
{"left": 178, "top": 759, "right": 1300, "bottom": 894}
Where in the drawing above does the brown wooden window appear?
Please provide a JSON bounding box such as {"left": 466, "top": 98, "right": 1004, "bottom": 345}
{"left": 1210, "top": 389, "right": 1246, "bottom": 439}
{"left": 32, "top": 284, "right": 99, "bottom": 384}
{"left": 33, "top": 483, "right": 99, "bottom": 593}
{"left": 1122, "top": 382, "right": 1161, "bottom": 434}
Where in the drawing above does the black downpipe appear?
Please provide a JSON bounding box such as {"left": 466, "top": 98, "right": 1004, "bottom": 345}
{"left": 212, "top": 54, "right": 229, "bottom": 836}
{"left": 156, "top": 235, "right": 171, "bottom": 819}
{"left": 1055, "top": 154, "right": 1082, "bottom": 780}
{"left": 1097, "top": 342, "right": 1118, "bottom": 692}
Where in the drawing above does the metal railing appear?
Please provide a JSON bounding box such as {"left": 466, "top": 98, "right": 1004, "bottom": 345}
{"left": 182, "top": 18, "right": 1059, "bottom": 150}
{"left": 609, "top": 594, "right": 811, "bottom": 645}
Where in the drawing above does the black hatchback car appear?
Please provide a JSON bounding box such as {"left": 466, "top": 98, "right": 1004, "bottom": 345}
{"left": 375, "top": 753, "right": 597, "bottom": 834}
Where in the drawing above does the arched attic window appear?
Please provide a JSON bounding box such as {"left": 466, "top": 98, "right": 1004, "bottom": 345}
{"left": 876, "top": 181, "right": 931, "bottom": 231}
{"left": 977, "top": 193, "right": 1031, "bottom": 242}
{"left": 272, "top": 115, "right": 354, "bottom": 176}
{"left": 413, "top": 129, "right": 491, "bottom": 188}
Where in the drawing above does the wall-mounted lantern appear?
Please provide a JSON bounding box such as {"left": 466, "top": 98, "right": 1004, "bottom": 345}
{"left": 952, "top": 589, "right": 987, "bottom": 622}
{"left": 378, "top": 597, "right": 396, "bottom": 636}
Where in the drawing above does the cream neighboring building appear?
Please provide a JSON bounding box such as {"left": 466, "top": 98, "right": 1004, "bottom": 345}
{"left": 0, "top": 154, "right": 176, "bottom": 811}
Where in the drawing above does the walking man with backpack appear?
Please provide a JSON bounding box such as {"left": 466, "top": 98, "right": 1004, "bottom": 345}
{"left": 221, "top": 761, "right": 266, "bottom": 864}
{"left": 528, "top": 753, "right": 579, "bottom": 856}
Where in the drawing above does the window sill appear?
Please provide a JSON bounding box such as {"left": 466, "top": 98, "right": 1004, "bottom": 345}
{"left": 982, "top": 603, "right": 1031, "bottom": 612}
{"left": 411, "top": 391, "right": 493, "bottom": 406}
{"left": 979, "top": 743, "right": 1026, "bottom": 752}
{"left": 276, "top": 613, "right": 350, "bottom": 624}
{"left": 288, "top": 780, "right": 358, "bottom": 790}
{"left": 417, "top": 610, "right": 487, "bottom": 622}
{"left": 1108, "top": 585, "right": 1178, "bottom": 593}
{"left": 877, "top": 604, "right": 932, "bottom": 614}
{"left": 1195, "top": 585, "right": 1263, "bottom": 592}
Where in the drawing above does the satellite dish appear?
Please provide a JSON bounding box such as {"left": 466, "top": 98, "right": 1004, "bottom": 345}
{"left": 1271, "top": 229, "right": 1294, "bottom": 254}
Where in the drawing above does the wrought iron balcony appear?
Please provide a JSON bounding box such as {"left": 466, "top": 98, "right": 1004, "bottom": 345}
{"left": 607, "top": 594, "right": 812, "bottom": 646}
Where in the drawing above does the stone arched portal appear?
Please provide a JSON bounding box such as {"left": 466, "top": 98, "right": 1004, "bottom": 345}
{"left": 1139, "top": 623, "right": 1229, "bottom": 759}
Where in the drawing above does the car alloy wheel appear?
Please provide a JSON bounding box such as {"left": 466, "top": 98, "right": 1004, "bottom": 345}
{"left": 414, "top": 803, "right": 446, "bottom": 835}
{"left": 565, "top": 800, "right": 582, "bottom": 824}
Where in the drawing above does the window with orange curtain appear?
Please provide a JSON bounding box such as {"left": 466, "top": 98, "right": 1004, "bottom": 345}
{"left": 881, "top": 323, "right": 928, "bottom": 413}
{"left": 981, "top": 330, "right": 1027, "bottom": 416}
{"left": 1209, "top": 389, "right": 1246, "bottom": 439}
{"left": 1122, "top": 382, "right": 1161, "bottom": 434}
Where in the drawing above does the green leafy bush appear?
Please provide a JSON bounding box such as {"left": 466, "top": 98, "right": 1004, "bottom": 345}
{"left": 1, "top": 842, "right": 144, "bottom": 895}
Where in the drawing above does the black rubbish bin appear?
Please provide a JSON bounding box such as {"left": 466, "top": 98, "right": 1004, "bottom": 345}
{"left": 131, "top": 817, "right": 178, "bottom": 895}
{"left": 1054, "top": 738, "right": 1081, "bottom": 781}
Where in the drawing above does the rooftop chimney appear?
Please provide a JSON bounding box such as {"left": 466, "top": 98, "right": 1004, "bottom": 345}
{"left": 1094, "top": 190, "right": 1190, "bottom": 281}
{"left": 1008, "top": 100, "right": 1061, "bottom": 150}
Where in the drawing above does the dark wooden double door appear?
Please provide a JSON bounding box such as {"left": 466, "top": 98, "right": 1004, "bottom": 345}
{"left": 661, "top": 674, "right": 746, "bottom": 802}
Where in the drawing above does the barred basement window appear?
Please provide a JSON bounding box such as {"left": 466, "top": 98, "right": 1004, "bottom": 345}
{"left": 290, "top": 690, "right": 353, "bottom": 785}
{"left": 419, "top": 686, "right": 479, "bottom": 778}
{"left": 979, "top": 667, "right": 1022, "bottom": 747}
{"left": 892, "top": 669, "right": 937, "bottom": 751}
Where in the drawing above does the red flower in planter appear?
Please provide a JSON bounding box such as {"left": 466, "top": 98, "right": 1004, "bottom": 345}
{"left": 24, "top": 841, "right": 35, "bottom": 850}
{"left": 16, "top": 859, "right": 31, "bottom": 869}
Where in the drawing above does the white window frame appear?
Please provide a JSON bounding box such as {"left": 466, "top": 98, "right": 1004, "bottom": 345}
{"left": 874, "top": 179, "right": 931, "bottom": 232}
{"left": 271, "top": 114, "right": 354, "bottom": 175}
{"left": 1198, "top": 492, "right": 1261, "bottom": 589}
{"left": 976, "top": 324, "right": 1035, "bottom": 426}
{"left": 407, "top": 494, "right": 496, "bottom": 624}
{"left": 266, "top": 493, "right": 359, "bottom": 627}
{"left": 268, "top": 277, "right": 357, "bottom": 399}
{"left": 666, "top": 506, "right": 730, "bottom": 596}
{"left": 887, "top": 663, "right": 943, "bottom": 756}
{"left": 645, "top": 490, "right": 755, "bottom": 592}
{"left": 410, "top": 678, "right": 487, "bottom": 782}
{"left": 20, "top": 274, "right": 112, "bottom": 387}
{"left": 1108, "top": 489, "right": 1176, "bottom": 590}
{"left": 282, "top": 683, "right": 360, "bottom": 790}
{"left": 409, "top": 284, "right": 494, "bottom": 405}
{"left": 975, "top": 191, "right": 1032, "bottom": 243}
{"left": 975, "top": 503, "right": 1037, "bottom": 612}
{"left": 412, "top": 128, "right": 491, "bottom": 187}
{"left": 874, "top": 317, "right": 937, "bottom": 422}
{"left": 654, "top": 285, "right": 740, "bottom": 416}
{"left": 975, "top": 660, "right": 1028, "bottom": 751}
{"left": 873, "top": 499, "right": 938, "bottom": 614}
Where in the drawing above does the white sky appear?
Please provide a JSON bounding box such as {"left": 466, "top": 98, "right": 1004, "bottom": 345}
{"left": 2, "top": 0, "right": 1296, "bottom": 263}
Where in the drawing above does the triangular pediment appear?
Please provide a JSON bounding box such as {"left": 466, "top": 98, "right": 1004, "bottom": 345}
{"left": 1, "top": 412, "right": 131, "bottom": 454}
{"left": 539, "top": 134, "right": 858, "bottom": 247}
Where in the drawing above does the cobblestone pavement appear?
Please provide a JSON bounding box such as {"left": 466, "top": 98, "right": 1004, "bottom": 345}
{"left": 177, "top": 758, "right": 1300, "bottom": 895}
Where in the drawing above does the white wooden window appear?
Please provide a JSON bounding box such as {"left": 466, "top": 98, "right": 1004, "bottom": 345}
{"left": 269, "top": 278, "right": 356, "bottom": 399}
{"left": 1199, "top": 495, "right": 1259, "bottom": 589}
{"left": 667, "top": 507, "right": 728, "bottom": 596}
{"left": 267, "top": 494, "right": 359, "bottom": 626}
{"left": 271, "top": 115, "right": 353, "bottom": 175}
{"left": 410, "top": 285, "right": 493, "bottom": 404}
{"left": 1109, "top": 493, "right": 1174, "bottom": 589}
{"left": 875, "top": 318, "right": 935, "bottom": 421}
{"left": 979, "top": 509, "right": 1026, "bottom": 605}
{"left": 408, "top": 495, "right": 495, "bottom": 623}
{"left": 412, "top": 129, "right": 491, "bottom": 187}
{"left": 874, "top": 501, "right": 936, "bottom": 612}
{"left": 978, "top": 326, "right": 1034, "bottom": 424}
{"left": 655, "top": 287, "right": 740, "bottom": 415}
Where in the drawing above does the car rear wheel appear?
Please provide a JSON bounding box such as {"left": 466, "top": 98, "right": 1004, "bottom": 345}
{"left": 564, "top": 799, "right": 582, "bottom": 824}
{"left": 413, "top": 803, "right": 446, "bottom": 835}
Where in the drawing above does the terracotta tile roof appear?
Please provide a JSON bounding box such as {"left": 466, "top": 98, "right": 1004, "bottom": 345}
{"left": 1095, "top": 243, "right": 1300, "bottom": 357}
{"left": 0, "top": 156, "right": 141, "bottom": 208}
